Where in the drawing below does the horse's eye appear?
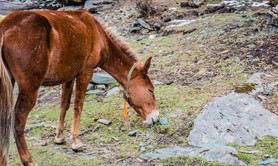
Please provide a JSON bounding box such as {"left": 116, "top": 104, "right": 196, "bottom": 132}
{"left": 148, "top": 89, "right": 154, "bottom": 94}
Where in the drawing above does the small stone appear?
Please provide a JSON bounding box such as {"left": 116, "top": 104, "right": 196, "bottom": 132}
{"left": 167, "top": 54, "right": 174, "bottom": 58}
{"left": 66, "top": 151, "right": 74, "bottom": 154}
{"left": 163, "top": 17, "right": 171, "bottom": 22}
{"left": 86, "top": 152, "right": 95, "bottom": 156}
{"left": 136, "top": 35, "right": 147, "bottom": 41}
{"left": 34, "top": 141, "right": 47, "bottom": 146}
{"left": 159, "top": 118, "right": 168, "bottom": 125}
{"left": 235, "top": 57, "right": 240, "bottom": 62}
{"left": 139, "top": 142, "right": 146, "bottom": 147}
{"left": 246, "top": 54, "right": 254, "bottom": 58}
{"left": 104, "top": 87, "right": 120, "bottom": 97}
{"left": 87, "top": 83, "right": 94, "bottom": 91}
{"left": 151, "top": 62, "right": 156, "bottom": 67}
{"left": 129, "top": 27, "right": 141, "bottom": 33}
{"left": 248, "top": 36, "right": 256, "bottom": 41}
{"left": 140, "top": 147, "right": 146, "bottom": 152}
{"left": 247, "top": 44, "right": 256, "bottom": 49}
{"left": 86, "top": 89, "right": 105, "bottom": 95}
{"left": 154, "top": 80, "right": 163, "bottom": 85}
{"left": 149, "top": 34, "right": 156, "bottom": 39}
{"left": 137, "top": 18, "right": 153, "bottom": 30}
{"left": 128, "top": 129, "right": 139, "bottom": 136}
{"left": 153, "top": 22, "right": 161, "bottom": 30}
{"left": 97, "top": 119, "right": 111, "bottom": 125}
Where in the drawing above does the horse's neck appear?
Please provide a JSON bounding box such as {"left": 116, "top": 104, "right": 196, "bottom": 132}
{"left": 100, "top": 40, "right": 134, "bottom": 89}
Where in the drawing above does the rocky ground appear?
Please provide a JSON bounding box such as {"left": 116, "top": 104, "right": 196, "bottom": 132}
{"left": 1, "top": 0, "right": 278, "bottom": 165}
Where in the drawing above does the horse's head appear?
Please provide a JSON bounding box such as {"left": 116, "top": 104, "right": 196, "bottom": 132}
{"left": 125, "top": 57, "right": 159, "bottom": 125}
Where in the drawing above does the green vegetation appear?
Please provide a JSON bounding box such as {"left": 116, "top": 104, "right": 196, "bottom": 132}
{"left": 231, "top": 137, "right": 278, "bottom": 165}
{"left": 162, "top": 155, "right": 228, "bottom": 166}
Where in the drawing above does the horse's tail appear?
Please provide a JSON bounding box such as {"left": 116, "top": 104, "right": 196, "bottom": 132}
{"left": 0, "top": 34, "right": 13, "bottom": 166}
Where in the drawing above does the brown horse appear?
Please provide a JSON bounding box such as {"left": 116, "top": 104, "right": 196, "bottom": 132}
{"left": 0, "top": 10, "right": 159, "bottom": 166}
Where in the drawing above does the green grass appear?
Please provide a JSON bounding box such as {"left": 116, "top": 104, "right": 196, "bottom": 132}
{"left": 230, "top": 136, "right": 278, "bottom": 165}
{"left": 162, "top": 155, "right": 229, "bottom": 166}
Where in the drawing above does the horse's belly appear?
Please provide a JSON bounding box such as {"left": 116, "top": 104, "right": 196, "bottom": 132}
{"left": 42, "top": 67, "right": 79, "bottom": 86}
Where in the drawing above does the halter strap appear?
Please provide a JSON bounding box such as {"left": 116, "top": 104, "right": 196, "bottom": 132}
{"left": 124, "top": 64, "right": 137, "bottom": 99}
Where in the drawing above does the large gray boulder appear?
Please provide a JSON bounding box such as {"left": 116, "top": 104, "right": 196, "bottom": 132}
{"left": 188, "top": 92, "right": 278, "bottom": 147}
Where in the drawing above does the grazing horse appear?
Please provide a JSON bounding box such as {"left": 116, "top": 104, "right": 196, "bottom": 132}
{"left": 0, "top": 10, "right": 159, "bottom": 166}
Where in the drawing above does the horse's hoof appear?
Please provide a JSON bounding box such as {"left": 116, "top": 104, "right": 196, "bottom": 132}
{"left": 71, "top": 142, "right": 86, "bottom": 152}
{"left": 54, "top": 135, "right": 65, "bottom": 144}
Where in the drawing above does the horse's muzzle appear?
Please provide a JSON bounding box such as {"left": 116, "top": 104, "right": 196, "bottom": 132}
{"left": 143, "top": 111, "right": 159, "bottom": 125}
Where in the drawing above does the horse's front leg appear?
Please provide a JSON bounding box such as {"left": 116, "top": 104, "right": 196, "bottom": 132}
{"left": 71, "top": 71, "right": 94, "bottom": 151}
{"left": 55, "top": 80, "right": 74, "bottom": 144}
{"left": 14, "top": 89, "right": 39, "bottom": 166}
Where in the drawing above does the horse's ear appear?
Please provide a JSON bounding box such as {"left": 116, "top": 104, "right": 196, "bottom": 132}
{"left": 142, "top": 57, "right": 152, "bottom": 75}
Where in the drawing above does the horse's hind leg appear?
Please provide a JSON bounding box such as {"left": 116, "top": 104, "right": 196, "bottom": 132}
{"left": 14, "top": 89, "right": 39, "bottom": 166}
{"left": 55, "top": 80, "right": 74, "bottom": 144}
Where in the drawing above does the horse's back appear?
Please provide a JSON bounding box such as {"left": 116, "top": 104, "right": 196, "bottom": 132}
{"left": 0, "top": 10, "right": 98, "bottom": 87}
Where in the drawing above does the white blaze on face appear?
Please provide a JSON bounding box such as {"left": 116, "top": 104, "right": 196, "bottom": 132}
{"left": 143, "top": 111, "right": 159, "bottom": 125}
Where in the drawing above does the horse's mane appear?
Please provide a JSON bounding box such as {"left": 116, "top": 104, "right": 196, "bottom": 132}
{"left": 101, "top": 24, "right": 140, "bottom": 63}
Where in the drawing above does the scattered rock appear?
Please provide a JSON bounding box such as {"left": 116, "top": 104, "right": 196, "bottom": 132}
{"left": 139, "top": 142, "right": 146, "bottom": 147}
{"left": 204, "top": 4, "right": 225, "bottom": 14}
{"left": 247, "top": 44, "right": 256, "bottom": 49}
{"left": 87, "top": 83, "right": 94, "bottom": 91}
{"left": 151, "top": 62, "right": 156, "bottom": 67}
{"left": 137, "top": 18, "right": 153, "bottom": 30}
{"left": 167, "top": 54, "right": 174, "bottom": 58}
{"left": 154, "top": 80, "right": 163, "bottom": 85}
{"left": 245, "top": 54, "right": 254, "bottom": 58}
{"left": 136, "top": 35, "right": 147, "bottom": 41}
{"left": 149, "top": 34, "right": 156, "bottom": 39}
{"left": 128, "top": 129, "right": 139, "bottom": 136}
{"left": 258, "top": 158, "right": 278, "bottom": 165}
{"left": 188, "top": 92, "right": 278, "bottom": 147}
{"left": 24, "top": 124, "right": 44, "bottom": 133}
{"left": 267, "top": 5, "right": 278, "bottom": 28}
{"left": 163, "top": 17, "right": 172, "bottom": 23}
{"left": 153, "top": 22, "right": 162, "bottom": 31}
{"left": 180, "top": 0, "right": 204, "bottom": 8}
{"left": 57, "top": 5, "right": 83, "bottom": 11}
{"left": 91, "top": 73, "right": 116, "bottom": 85}
{"left": 234, "top": 56, "right": 240, "bottom": 62}
{"left": 104, "top": 87, "right": 120, "bottom": 97}
{"left": 34, "top": 141, "right": 47, "bottom": 146}
{"left": 56, "top": 0, "right": 85, "bottom": 6}
{"left": 140, "top": 147, "right": 146, "bottom": 152}
{"left": 0, "top": 0, "right": 39, "bottom": 15}
{"left": 159, "top": 118, "right": 168, "bottom": 125}
{"left": 129, "top": 27, "right": 141, "bottom": 33}
{"left": 248, "top": 36, "right": 257, "bottom": 41}
{"left": 145, "top": 146, "right": 245, "bottom": 165}
{"left": 97, "top": 118, "right": 111, "bottom": 125}
{"left": 84, "top": 0, "right": 116, "bottom": 13}
{"left": 86, "top": 89, "right": 105, "bottom": 95}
